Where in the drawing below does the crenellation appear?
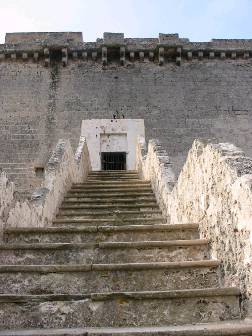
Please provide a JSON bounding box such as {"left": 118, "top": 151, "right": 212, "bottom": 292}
{"left": 0, "top": 32, "right": 252, "bottom": 67}
{"left": 103, "top": 32, "right": 124, "bottom": 45}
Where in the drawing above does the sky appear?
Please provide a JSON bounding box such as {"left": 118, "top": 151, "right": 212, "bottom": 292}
{"left": 0, "top": 0, "right": 252, "bottom": 43}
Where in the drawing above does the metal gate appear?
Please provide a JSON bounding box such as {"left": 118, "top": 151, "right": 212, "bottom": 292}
{"left": 101, "top": 152, "right": 126, "bottom": 170}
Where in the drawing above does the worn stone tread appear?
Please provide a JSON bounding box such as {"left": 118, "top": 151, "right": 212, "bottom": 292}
{"left": 69, "top": 187, "right": 153, "bottom": 192}
{"left": 79, "top": 180, "right": 149, "bottom": 184}
{"left": 0, "top": 260, "right": 220, "bottom": 272}
{"left": 4, "top": 223, "right": 199, "bottom": 234}
{"left": 59, "top": 204, "right": 159, "bottom": 209}
{"left": 2, "top": 321, "right": 252, "bottom": 335}
{"left": 91, "top": 260, "right": 220, "bottom": 271}
{"left": 67, "top": 193, "right": 155, "bottom": 198}
{"left": 0, "top": 287, "right": 240, "bottom": 303}
{"left": 0, "top": 239, "right": 208, "bottom": 250}
{"left": 53, "top": 217, "right": 166, "bottom": 224}
{"left": 98, "top": 239, "right": 209, "bottom": 248}
{"left": 72, "top": 184, "right": 152, "bottom": 189}
{"left": 63, "top": 196, "right": 156, "bottom": 202}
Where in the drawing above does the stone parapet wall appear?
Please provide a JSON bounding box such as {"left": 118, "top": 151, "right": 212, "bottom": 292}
{"left": 0, "top": 136, "right": 91, "bottom": 233}
{"left": 169, "top": 140, "right": 252, "bottom": 314}
{"left": 139, "top": 138, "right": 252, "bottom": 315}
{"left": 136, "top": 138, "right": 176, "bottom": 220}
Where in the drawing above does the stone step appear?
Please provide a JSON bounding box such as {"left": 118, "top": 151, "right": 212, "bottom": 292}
{"left": 0, "top": 260, "right": 220, "bottom": 294}
{"left": 85, "top": 176, "right": 143, "bottom": 185}
{"left": 64, "top": 197, "right": 157, "bottom": 204}
{"left": 86, "top": 179, "right": 142, "bottom": 183}
{"left": 4, "top": 224, "right": 200, "bottom": 244}
{"left": 2, "top": 321, "right": 252, "bottom": 336}
{"left": 57, "top": 211, "right": 162, "bottom": 220}
{"left": 59, "top": 204, "right": 159, "bottom": 210}
{"left": 86, "top": 178, "right": 142, "bottom": 182}
{"left": 67, "top": 192, "right": 155, "bottom": 198}
{"left": 53, "top": 216, "right": 166, "bottom": 225}
{"left": 53, "top": 217, "right": 166, "bottom": 226}
{"left": 66, "top": 190, "right": 154, "bottom": 198}
{"left": 0, "top": 240, "right": 210, "bottom": 264}
{"left": 69, "top": 186, "right": 153, "bottom": 191}
{"left": 73, "top": 181, "right": 151, "bottom": 187}
{"left": 88, "top": 171, "right": 138, "bottom": 175}
{"left": 0, "top": 288, "right": 240, "bottom": 328}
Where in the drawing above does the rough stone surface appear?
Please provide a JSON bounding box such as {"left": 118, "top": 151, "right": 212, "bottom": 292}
{"left": 168, "top": 140, "right": 252, "bottom": 314}
{"left": 0, "top": 293, "right": 241, "bottom": 329}
{"left": 0, "top": 136, "right": 91, "bottom": 232}
{"left": 137, "top": 138, "right": 252, "bottom": 315}
{"left": 0, "top": 265, "right": 220, "bottom": 294}
{"left": 136, "top": 138, "right": 176, "bottom": 220}
{"left": 0, "top": 172, "right": 15, "bottom": 239}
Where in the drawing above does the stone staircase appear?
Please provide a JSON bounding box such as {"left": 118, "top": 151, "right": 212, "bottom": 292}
{"left": 1, "top": 171, "right": 252, "bottom": 335}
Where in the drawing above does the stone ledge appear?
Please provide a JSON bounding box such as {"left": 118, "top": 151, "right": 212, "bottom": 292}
{"left": 0, "top": 260, "right": 220, "bottom": 272}
{"left": 1, "top": 321, "right": 252, "bottom": 336}
{"left": 4, "top": 223, "right": 199, "bottom": 234}
{"left": 91, "top": 287, "right": 240, "bottom": 301}
{"left": 0, "top": 287, "right": 240, "bottom": 303}
{"left": 0, "top": 239, "right": 208, "bottom": 250}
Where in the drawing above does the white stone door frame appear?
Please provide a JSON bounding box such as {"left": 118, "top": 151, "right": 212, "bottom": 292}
{"left": 81, "top": 119, "right": 145, "bottom": 171}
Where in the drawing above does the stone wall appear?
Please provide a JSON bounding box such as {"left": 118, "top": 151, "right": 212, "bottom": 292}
{"left": 1, "top": 32, "right": 252, "bottom": 193}
{"left": 169, "top": 140, "right": 252, "bottom": 314}
{"left": 138, "top": 138, "right": 252, "bottom": 315}
{"left": 2, "top": 55, "right": 252, "bottom": 193}
{"left": 0, "top": 136, "right": 91, "bottom": 234}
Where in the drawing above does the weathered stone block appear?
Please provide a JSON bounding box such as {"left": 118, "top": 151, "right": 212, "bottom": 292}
{"left": 103, "top": 32, "right": 124, "bottom": 45}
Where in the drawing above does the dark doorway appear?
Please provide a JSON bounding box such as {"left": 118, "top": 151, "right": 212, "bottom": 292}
{"left": 101, "top": 152, "right": 126, "bottom": 170}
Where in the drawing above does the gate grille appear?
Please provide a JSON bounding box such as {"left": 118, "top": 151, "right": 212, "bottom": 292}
{"left": 101, "top": 152, "right": 126, "bottom": 170}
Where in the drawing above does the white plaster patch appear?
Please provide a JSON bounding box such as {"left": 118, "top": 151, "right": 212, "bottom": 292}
{"left": 81, "top": 119, "right": 145, "bottom": 170}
